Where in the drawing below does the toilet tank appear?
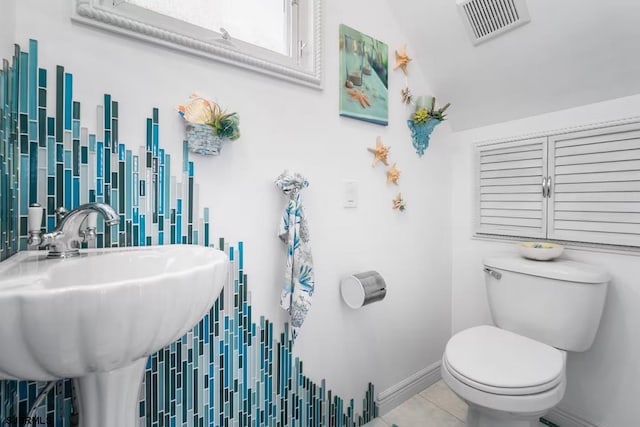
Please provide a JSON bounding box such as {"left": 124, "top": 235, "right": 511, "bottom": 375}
{"left": 483, "top": 255, "right": 609, "bottom": 352}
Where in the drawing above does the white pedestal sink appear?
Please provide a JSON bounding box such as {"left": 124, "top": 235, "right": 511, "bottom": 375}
{"left": 0, "top": 244, "right": 228, "bottom": 427}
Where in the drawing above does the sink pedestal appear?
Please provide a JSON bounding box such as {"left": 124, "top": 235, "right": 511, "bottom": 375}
{"left": 76, "top": 357, "right": 147, "bottom": 427}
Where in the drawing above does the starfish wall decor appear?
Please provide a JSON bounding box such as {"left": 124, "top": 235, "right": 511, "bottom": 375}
{"left": 386, "top": 163, "right": 401, "bottom": 185}
{"left": 368, "top": 137, "right": 390, "bottom": 167}
{"left": 392, "top": 193, "right": 406, "bottom": 211}
{"left": 394, "top": 45, "right": 412, "bottom": 75}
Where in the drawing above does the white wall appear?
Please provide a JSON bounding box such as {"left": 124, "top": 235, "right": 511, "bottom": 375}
{"left": 450, "top": 94, "right": 640, "bottom": 427}
{"left": 0, "top": 0, "right": 16, "bottom": 59}
{"left": 394, "top": 1, "right": 640, "bottom": 131}
{"left": 12, "top": 0, "right": 454, "bottom": 405}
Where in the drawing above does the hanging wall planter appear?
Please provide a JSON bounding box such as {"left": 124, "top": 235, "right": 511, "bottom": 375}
{"left": 406, "top": 96, "right": 450, "bottom": 157}
{"left": 407, "top": 117, "right": 441, "bottom": 156}
{"left": 184, "top": 122, "right": 226, "bottom": 156}
{"left": 178, "top": 94, "right": 240, "bottom": 156}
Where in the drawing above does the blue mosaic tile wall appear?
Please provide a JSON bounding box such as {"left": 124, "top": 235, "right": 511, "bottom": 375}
{"left": 0, "top": 40, "right": 377, "bottom": 426}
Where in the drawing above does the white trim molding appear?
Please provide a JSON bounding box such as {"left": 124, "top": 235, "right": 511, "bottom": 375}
{"left": 545, "top": 407, "right": 601, "bottom": 427}
{"left": 71, "top": 0, "right": 323, "bottom": 89}
{"left": 376, "top": 361, "right": 442, "bottom": 415}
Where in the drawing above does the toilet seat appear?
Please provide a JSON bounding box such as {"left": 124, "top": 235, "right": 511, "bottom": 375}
{"left": 444, "top": 325, "right": 565, "bottom": 396}
{"left": 443, "top": 356, "right": 562, "bottom": 396}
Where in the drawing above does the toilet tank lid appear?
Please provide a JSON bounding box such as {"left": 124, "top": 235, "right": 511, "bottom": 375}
{"left": 484, "top": 255, "right": 610, "bottom": 284}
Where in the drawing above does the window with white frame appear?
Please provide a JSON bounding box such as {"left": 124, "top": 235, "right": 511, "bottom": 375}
{"left": 72, "top": 0, "right": 322, "bottom": 88}
{"left": 475, "top": 120, "right": 640, "bottom": 248}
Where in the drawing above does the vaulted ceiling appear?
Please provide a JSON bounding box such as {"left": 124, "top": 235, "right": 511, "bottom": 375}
{"left": 392, "top": 0, "right": 640, "bottom": 130}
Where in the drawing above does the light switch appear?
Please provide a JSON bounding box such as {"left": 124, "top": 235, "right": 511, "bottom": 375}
{"left": 343, "top": 180, "right": 358, "bottom": 208}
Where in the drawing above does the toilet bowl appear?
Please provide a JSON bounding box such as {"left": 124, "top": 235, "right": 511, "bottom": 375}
{"left": 441, "top": 255, "right": 609, "bottom": 427}
{"left": 441, "top": 325, "right": 566, "bottom": 427}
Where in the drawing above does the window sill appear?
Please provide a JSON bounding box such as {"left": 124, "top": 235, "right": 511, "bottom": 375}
{"left": 472, "top": 233, "right": 640, "bottom": 258}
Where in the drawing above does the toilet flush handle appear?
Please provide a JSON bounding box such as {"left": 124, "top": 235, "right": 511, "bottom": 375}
{"left": 483, "top": 267, "right": 502, "bottom": 280}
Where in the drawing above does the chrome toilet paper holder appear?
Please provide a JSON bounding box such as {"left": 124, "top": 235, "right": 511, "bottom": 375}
{"left": 340, "top": 271, "right": 387, "bottom": 309}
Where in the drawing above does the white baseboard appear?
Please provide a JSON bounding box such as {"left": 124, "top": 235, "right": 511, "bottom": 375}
{"left": 545, "top": 407, "right": 600, "bottom": 427}
{"left": 375, "top": 360, "right": 441, "bottom": 415}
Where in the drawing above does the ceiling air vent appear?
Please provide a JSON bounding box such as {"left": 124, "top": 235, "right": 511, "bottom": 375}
{"left": 457, "top": 0, "right": 531, "bottom": 45}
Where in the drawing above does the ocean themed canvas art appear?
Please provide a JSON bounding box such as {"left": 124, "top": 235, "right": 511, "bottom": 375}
{"left": 339, "top": 24, "right": 389, "bottom": 126}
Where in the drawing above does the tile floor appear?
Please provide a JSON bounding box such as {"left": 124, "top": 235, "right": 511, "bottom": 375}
{"left": 367, "top": 380, "right": 549, "bottom": 427}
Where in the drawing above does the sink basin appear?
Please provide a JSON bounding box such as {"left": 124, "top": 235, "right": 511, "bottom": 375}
{"left": 0, "top": 244, "right": 228, "bottom": 426}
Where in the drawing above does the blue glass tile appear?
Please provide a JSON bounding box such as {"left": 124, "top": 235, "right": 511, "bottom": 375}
{"left": 104, "top": 148, "right": 111, "bottom": 184}
{"left": 72, "top": 139, "right": 79, "bottom": 176}
{"left": 146, "top": 118, "right": 152, "bottom": 151}
{"left": 38, "top": 88, "right": 46, "bottom": 108}
{"left": 48, "top": 136, "right": 55, "bottom": 174}
{"left": 73, "top": 101, "right": 80, "bottom": 120}
{"left": 38, "top": 108, "right": 46, "bottom": 146}
{"left": 97, "top": 141, "right": 103, "bottom": 178}
{"left": 47, "top": 117, "right": 56, "bottom": 136}
{"left": 28, "top": 40, "right": 37, "bottom": 121}
{"left": 72, "top": 119, "right": 80, "bottom": 139}
{"left": 183, "top": 141, "right": 189, "bottom": 173}
{"left": 104, "top": 94, "right": 111, "bottom": 131}
{"left": 38, "top": 67, "right": 47, "bottom": 87}
{"left": 152, "top": 123, "right": 159, "bottom": 157}
{"left": 20, "top": 154, "right": 28, "bottom": 215}
{"left": 139, "top": 214, "right": 145, "bottom": 246}
{"left": 125, "top": 150, "right": 132, "bottom": 219}
{"left": 73, "top": 177, "right": 80, "bottom": 209}
{"left": 111, "top": 189, "right": 118, "bottom": 218}
{"left": 29, "top": 142, "right": 37, "bottom": 204}
{"left": 64, "top": 170, "right": 71, "bottom": 208}
{"left": 29, "top": 120, "right": 37, "bottom": 142}
{"left": 158, "top": 164, "right": 164, "bottom": 215}
{"left": 64, "top": 73, "right": 72, "bottom": 131}
{"left": 56, "top": 142, "right": 63, "bottom": 163}
{"left": 19, "top": 52, "right": 28, "bottom": 114}
{"left": 47, "top": 177, "right": 55, "bottom": 196}
{"left": 164, "top": 154, "right": 170, "bottom": 218}
{"left": 133, "top": 173, "right": 139, "bottom": 207}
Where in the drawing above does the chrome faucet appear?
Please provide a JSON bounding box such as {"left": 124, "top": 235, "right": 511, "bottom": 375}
{"left": 27, "top": 203, "right": 120, "bottom": 258}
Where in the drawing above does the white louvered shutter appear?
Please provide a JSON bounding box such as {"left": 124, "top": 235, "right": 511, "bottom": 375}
{"left": 476, "top": 137, "right": 548, "bottom": 238}
{"left": 548, "top": 123, "right": 640, "bottom": 247}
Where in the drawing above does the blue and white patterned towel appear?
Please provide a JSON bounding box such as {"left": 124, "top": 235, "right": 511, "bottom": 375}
{"left": 275, "top": 170, "right": 315, "bottom": 342}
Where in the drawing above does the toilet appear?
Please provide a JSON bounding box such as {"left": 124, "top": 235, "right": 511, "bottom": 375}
{"left": 441, "top": 255, "right": 609, "bottom": 427}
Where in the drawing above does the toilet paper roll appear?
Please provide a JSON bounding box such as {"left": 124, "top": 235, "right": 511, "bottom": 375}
{"left": 340, "top": 271, "right": 387, "bottom": 309}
